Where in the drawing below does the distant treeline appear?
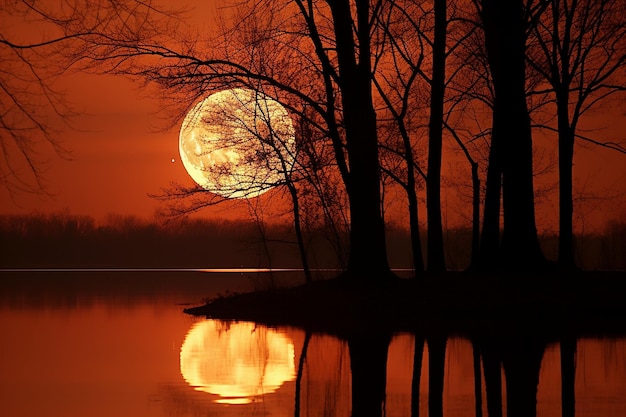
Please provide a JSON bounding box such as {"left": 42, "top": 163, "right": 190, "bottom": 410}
{"left": 0, "top": 212, "right": 318, "bottom": 269}
{"left": 439, "top": 224, "right": 626, "bottom": 272}
{"left": 1, "top": 212, "right": 624, "bottom": 271}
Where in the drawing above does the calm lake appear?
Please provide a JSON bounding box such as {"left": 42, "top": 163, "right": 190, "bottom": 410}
{"left": 1, "top": 270, "right": 625, "bottom": 417}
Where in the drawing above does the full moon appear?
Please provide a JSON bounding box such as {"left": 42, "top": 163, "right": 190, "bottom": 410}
{"left": 179, "top": 88, "right": 296, "bottom": 198}
{"left": 180, "top": 320, "right": 296, "bottom": 404}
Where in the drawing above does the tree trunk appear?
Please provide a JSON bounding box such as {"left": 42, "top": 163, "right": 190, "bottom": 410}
{"left": 408, "top": 170, "right": 425, "bottom": 274}
{"left": 398, "top": 112, "right": 424, "bottom": 273}
{"left": 288, "top": 181, "right": 313, "bottom": 284}
{"left": 426, "top": 0, "right": 447, "bottom": 273}
{"left": 481, "top": 0, "right": 547, "bottom": 270}
{"left": 557, "top": 88, "right": 576, "bottom": 268}
{"left": 329, "top": 0, "right": 391, "bottom": 282}
{"left": 477, "top": 130, "right": 502, "bottom": 269}
{"left": 470, "top": 162, "right": 481, "bottom": 268}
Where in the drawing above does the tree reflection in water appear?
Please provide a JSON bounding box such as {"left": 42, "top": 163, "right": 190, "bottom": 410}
{"left": 411, "top": 335, "right": 425, "bottom": 417}
{"left": 178, "top": 320, "right": 624, "bottom": 417}
{"left": 427, "top": 335, "right": 448, "bottom": 417}
{"left": 480, "top": 334, "right": 547, "bottom": 417}
{"left": 343, "top": 330, "right": 549, "bottom": 417}
{"left": 347, "top": 331, "right": 393, "bottom": 417}
{"left": 560, "top": 336, "right": 577, "bottom": 417}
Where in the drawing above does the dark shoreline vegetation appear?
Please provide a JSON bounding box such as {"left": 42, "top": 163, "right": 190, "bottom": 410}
{"left": 185, "top": 270, "right": 626, "bottom": 340}
{"left": 1, "top": 212, "right": 625, "bottom": 271}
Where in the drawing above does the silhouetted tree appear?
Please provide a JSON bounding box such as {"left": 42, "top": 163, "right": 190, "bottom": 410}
{"left": 455, "top": 18, "right": 504, "bottom": 271}
{"left": 527, "top": 0, "right": 626, "bottom": 269}
{"left": 233, "top": 88, "right": 314, "bottom": 282}
{"left": 423, "top": 1, "right": 479, "bottom": 272}
{"left": 475, "top": 0, "right": 548, "bottom": 270}
{"left": 444, "top": 124, "right": 482, "bottom": 268}
{"left": 425, "top": 0, "right": 448, "bottom": 273}
{"left": 11, "top": 0, "right": 625, "bottom": 275}
{"left": 425, "top": 8, "right": 492, "bottom": 270}
{"left": 62, "top": 0, "right": 394, "bottom": 281}
{"left": 324, "top": 0, "right": 391, "bottom": 280}
{"left": 375, "top": 0, "right": 448, "bottom": 273}
{"left": 155, "top": 86, "right": 315, "bottom": 280}
{"left": 375, "top": 0, "right": 479, "bottom": 273}
{"left": 373, "top": 1, "right": 427, "bottom": 274}
{"left": 294, "top": 109, "right": 351, "bottom": 270}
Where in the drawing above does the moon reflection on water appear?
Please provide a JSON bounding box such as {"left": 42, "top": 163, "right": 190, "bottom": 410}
{"left": 179, "top": 320, "right": 296, "bottom": 404}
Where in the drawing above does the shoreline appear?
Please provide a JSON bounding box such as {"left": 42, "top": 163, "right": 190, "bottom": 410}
{"left": 184, "top": 270, "right": 626, "bottom": 339}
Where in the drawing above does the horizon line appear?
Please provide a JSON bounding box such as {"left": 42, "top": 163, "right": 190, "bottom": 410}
{"left": 0, "top": 267, "right": 416, "bottom": 273}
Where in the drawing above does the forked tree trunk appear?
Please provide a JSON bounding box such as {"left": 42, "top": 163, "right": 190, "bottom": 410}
{"left": 480, "top": 0, "right": 547, "bottom": 270}
{"left": 329, "top": 0, "right": 392, "bottom": 282}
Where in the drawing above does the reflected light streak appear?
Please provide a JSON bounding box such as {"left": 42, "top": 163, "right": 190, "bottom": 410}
{"left": 0, "top": 268, "right": 344, "bottom": 273}
{"left": 180, "top": 320, "right": 295, "bottom": 404}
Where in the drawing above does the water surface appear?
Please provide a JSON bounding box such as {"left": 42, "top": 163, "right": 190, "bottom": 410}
{"left": 1, "top": 271, "right": 625, "bottom": 416}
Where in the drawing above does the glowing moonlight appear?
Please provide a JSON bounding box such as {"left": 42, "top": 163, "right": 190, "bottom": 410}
{"left": 180, "top": 320, "right": 296, "bottom": 404}
{"left": 179, "top": 88, "right": 296, "bottom": 198}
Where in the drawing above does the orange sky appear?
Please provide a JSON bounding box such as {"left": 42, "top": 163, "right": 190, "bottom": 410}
{"left": 0, "top": 1, "right": 259, "bottom": 223}
{"left": 1, "top": 1, "right": 625, "bottom": 231}
{"left": 1, "top": 74, "right": 185, "bottom": 218}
